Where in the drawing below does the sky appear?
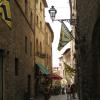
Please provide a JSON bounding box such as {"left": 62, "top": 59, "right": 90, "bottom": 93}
{"left": 45, "top": 0, "right": 71, "bottom": 67}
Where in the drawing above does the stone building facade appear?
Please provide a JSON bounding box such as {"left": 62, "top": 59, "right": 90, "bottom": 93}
{"left": 34, "top": 0, "right": 48, "bottom": 96}
{"left": 34, "top": 0, "right": 54, "bottom": 97}
{"left": 0, "top": 0, "right": 35, "bottom": 100}
{"left": 75, "top": 0, "right": 100, "bottom": 99}
{"left": 0, "top": 0, "right": 54, "bottom": 100}
{"left": 59, "top": 56, "right": 65, "bottom": 80}
{"left": 59, "top": 48, "right": 75, "bottom": 85}
{"left": 45, "top": 22, "right": 54, "bottom": 74}
{"left": 69, "top": 0, "right": 76, "bottom": 74}
{"left": 35, "top": 0, "right": 47, "bottom": 65}
{"left": 63, "top": 48, "right": 72, "bottom": 84}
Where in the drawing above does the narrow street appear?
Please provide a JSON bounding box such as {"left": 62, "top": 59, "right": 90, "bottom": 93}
{"left": 50, "top": 94, "right": 78, "bottom": 100}
{"left": 1, "top": 0, "right": 100, "bottom": 99}
{"left": 34, "top": 94, "right": 79, "bottom": 100}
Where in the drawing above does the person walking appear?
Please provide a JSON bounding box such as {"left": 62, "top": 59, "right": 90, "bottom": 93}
{"left": 70, "top": 84, "right": 76, "bottom": 99}
{"left": 44, "top": 87, "right": 50, "bottom": 100}
{"left": 66, "top": 84, "right": 71, "bottom": 100}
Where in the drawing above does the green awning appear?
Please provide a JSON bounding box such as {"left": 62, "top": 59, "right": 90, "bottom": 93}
{"left": 36, "top": 64, "right": 49, "bottom": 75}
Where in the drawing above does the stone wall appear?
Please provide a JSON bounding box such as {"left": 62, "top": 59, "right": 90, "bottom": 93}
{"left": 76, "top": 0, "right": 100, "bottom": 99}
{"left": 0, "top": 1, "right": 35, "bottom": 100}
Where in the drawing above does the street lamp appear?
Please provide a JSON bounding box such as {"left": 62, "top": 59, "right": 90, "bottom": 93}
{"left": 48, "top": 6, "right": 57, "bottom": 21}
{"left": 49, "top": 6, "right": 76, "bottom": 24}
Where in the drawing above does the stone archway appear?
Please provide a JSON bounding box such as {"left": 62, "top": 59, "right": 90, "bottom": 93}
{"left": 0, "top": 50, "right": 3, "bottom": 100}
{"left": 92, "top": 16, "right": 100, "bottom": 99}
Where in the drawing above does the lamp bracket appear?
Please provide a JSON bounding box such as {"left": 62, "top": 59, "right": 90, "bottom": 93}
{"left": 52, "top": 19, "right": 76, "bottom": 24}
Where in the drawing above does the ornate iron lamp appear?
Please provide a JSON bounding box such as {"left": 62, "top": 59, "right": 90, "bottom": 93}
{"left": 49, "top": 5, "right": 76, "bottom": 24}
{"left": 48, "top": 6, "right": 57, "bottom": 21}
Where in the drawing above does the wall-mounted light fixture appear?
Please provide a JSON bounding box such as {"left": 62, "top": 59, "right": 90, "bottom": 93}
{"left": 48, "top": 6, "right": 76, "bottom": 24}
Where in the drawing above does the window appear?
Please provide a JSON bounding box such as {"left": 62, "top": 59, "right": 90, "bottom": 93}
{"left": 40, "top": 42, "right": 42, "bottom": 53}
{"left": 47, "top": 33, "right": 49, "bottom": 45}
{"left": 40, "top": 21, "right": 42, "bottom": 29}
{"left": 36, "top": 0, "right": 38, "bottom": 3}
{"left": 40, "top": 2, "right": 42, "bottom": 11}
{"left": 59, "top": 63, "right": 61, "bottom": 66}
{"left": 47, "top": 54, "right": 48, "bottom": 64}
{"left": 30, "top": 11, "right": 33, "bottom": 26}
{"left": 36, "top": 39, "right": 38, "bottom": 52}
{"left": 36, "top": 15, "right": 38, "bottom": 24}
{"left": 27, "top": 74, "right": 31, "bottom": 93}
{"left": 43, "top": 9, "right": 45, "bottom": 17}
{"left": 25, "top": 0, "right": 28, "bottom": 16}
{"left": 30, "top": 41, "right": 32, "bottom": 56}
{"left": 15, "top": 58, "right": 19, "bottom": 76}
{"left": 25, "top": 36, "right": 27, "bottom": 53}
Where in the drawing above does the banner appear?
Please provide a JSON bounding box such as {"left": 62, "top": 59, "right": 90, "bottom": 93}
{"left": 0, "top": 0, "right": 12, "bottom": 28}
{"left": 58, "top": 22, "right": 73, "bottom": 51}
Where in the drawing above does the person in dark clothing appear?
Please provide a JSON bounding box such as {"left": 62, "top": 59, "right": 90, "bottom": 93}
{"left": 44, "top": 87, "right": 50, "bottom": 100}
{"left": 62, "top": 87, "right": 65, "bottom": 94}
{"left": 66, "top": 84, "right": 71, "bottom": 100}
{"left": 70, "top": 84, "right": 76, "bottom": 99}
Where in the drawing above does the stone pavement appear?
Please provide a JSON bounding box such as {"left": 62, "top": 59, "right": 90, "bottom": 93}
{"left": 33, "top": 94, "right": 79, "bottom": 100}
{"left": 50, "top": 94, "right": 78, "bottom": 100}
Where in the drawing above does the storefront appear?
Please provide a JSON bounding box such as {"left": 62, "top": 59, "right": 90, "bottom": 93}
{"left": 45, "top": 73, "right": 62, "bottom": 95}
{"left": 34, "top": 63, "right": 49, "bottom": 96}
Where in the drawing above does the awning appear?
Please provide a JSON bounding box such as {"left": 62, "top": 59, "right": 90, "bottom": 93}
{"left": 36, "top": 64, "right": 49, "bottom": 75}
{"left": 46, "top": 73, "right": 62, "bottom": 80}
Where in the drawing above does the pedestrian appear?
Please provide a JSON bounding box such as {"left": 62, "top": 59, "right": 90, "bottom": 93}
{"left": 62, "top": 87, "right": 65, "bottom": 94}
{"left": 44, "top": 87, "right": 50, "bottom": 100}
{"left": 66, "top": 84, "right": 71, "bottom": 100}
{"left": 70, "top": 84, "right": 76, "bottom": 99}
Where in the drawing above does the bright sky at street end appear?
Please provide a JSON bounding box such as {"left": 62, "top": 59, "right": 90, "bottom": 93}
{"left": 45, "top": 0, "right": 71, "bottom": 67}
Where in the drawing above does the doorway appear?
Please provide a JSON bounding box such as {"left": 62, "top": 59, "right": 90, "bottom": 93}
{"left": 0, "top": 49, "right": 4, "bottom": 100}
{"left": 92, "top": 16, "right": 100, "bottom": 98}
